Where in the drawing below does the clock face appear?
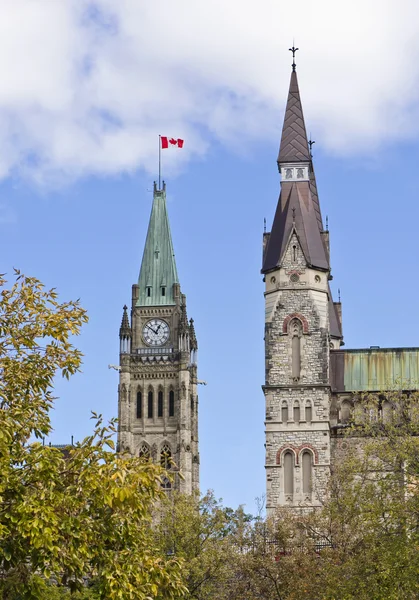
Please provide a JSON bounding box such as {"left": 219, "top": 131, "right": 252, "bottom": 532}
{"left": 142, "top": 319, "right": 170, "bottom": 346}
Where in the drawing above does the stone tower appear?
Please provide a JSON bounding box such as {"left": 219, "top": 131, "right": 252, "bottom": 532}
{"left": 262, "top": 65, "right": 343, "bottom": 512}
{"left": 118, "top": 181, "right": 199, "bottom": 493}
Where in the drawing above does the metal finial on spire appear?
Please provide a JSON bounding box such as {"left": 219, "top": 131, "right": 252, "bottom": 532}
{"left": 263, "top": 218, "right": 266, "bottom": 233}
{"left": 309, "top": 137, "right": 315, "bottom": 158}
{"left": 338, "top": 288, "right": 341, "bottom": 302}
{"left": 292, "top": 207, "right": 296, "bottom": 223}
{"left": 289, "top": 45, "right": 299, "bottom": 71}
{"left": 326, "top": 215, "right": 329, "bottom": 231}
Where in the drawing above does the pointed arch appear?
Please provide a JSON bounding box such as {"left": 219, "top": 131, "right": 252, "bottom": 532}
{"left": 293, "top": 401, "right": 300, "bottom": 423}
{"left": 147, "top": 387, "right": 154, "bottom": 418}
{"left": 281, "top": 401, "right": 289, "bottom": 423}
{"left": 136, "top": 389, "right": 142, "bottom": 419}
{"left": 305, "top": 400, "right": 312, "bottom": 423}
{"left": 158, "top": 388, "right": 164, "bottom": 418}
{"left": 169, "top": 389, "right": 175, "bottom": 417}
{"left": 282, "top": 313, "right": 309, "bottom": 334}
{"left": 160, "top": 442, "right": 172, "bottom": 470}
{"left": 283, "top": 451, "right": 294, "bottom": 497}
{"left": 302, "top": 450, "right": 313, "bottom": 496}
{"left": 139, "top": 442, "right": 150, "bottom": 460}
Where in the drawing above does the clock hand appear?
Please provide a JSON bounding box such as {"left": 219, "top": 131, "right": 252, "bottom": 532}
{"left": 146, "top": 325, "right": 158, "bottom": 335}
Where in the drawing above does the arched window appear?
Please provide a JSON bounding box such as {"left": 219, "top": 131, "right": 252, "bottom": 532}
{"left": 302, "top": 451, "right": 312, "bottom": 496}
{"left": 161, "top": 476, "right": 172, "bottom": 491}
{"left": 160, "top": 443, "right": 172, "bottom": 470}
{"left": 136, "top": 391, "right": 142, "bottom": 419}
{"left": 284, "top": 452, "right": 294, "bottom": 497}
{"left": 305, "top": 403, "right": 312, "bottom": 422}
{"left": 148, "top": 390, "right": 153, "bottom": 418}
{"left": 290, "top": 319, "right": 302, "bottom": 380}
{"left": 139, "top": 443, "right": 150, "bottom": 460}
{"left": 169, "top": 390, "right": 175, "bottom": 417}
{"left": 281, "top": 402, "right": 288, "bottom": 423}
{"left": 158, "top": 391, "right": 163, "bottom": 418}
{"left": 293, "top": 245, "right": 297, "bottom": 262}
{"left": 293, "top": 403, "right": 300, "bottom": 423}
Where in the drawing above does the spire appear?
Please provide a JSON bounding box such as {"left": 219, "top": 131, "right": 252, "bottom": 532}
{"left": 189, "top": 318, "right": 198, "bottom": 350}
{"left": 277, "top": 70, "right": 311, "bottom": 165}
{"left": 178, "top": 294, "right": 189, "bottom": 334}
{"left": 119, "top": 304, "right": 131, "bottom": 337}
{"left": 262, "top": 61, "right": 328, "bottom": 274}
{"left": 137, "top": 182, "right": 179, "bottom": 306}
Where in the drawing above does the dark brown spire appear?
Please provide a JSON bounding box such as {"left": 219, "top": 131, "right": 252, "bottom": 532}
{"left": 277, "top": 70, "right": 311, "bottom": 165}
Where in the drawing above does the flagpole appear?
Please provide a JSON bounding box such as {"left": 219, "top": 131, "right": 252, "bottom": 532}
{"left": 158, "top": 135, "right": 161, "bottom": 190}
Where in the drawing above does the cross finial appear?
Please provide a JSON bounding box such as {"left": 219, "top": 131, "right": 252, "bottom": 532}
{"left": 289, "top": 45, "right": 299, "bottom": 71}
{"left": 309, "top": 137, "right": 315, "bottom": 158}
{"left": 292, "top": 207, "right": 296, "bottom": 223}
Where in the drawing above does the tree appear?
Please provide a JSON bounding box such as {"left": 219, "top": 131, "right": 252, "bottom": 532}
{"left": 0, "top": 271, "right": 187, "bottom": 599}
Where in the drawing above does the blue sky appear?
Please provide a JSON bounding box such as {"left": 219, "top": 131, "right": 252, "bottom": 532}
{"left": 2, "top": 1, "right": 419, "bottom": 512}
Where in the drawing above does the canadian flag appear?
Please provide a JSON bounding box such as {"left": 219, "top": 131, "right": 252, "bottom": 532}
{"left": 161, "top": 137, "right": 184, "bottom": 149}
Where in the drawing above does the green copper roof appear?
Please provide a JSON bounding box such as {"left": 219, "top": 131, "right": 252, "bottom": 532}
{"left": 331, "top": 348, "right": 419, "bottom": 392}
{"left": 137, "top": 182, "right": 179, "bottom": 306}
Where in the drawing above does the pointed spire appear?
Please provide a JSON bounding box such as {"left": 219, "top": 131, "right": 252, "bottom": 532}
{"left": 178, "top": 294, "right": 189, "bottom": 334}
{"left": 137, "top": 181, "right": 179, "bottom": 306}
{"left": 189, "top": 318, "right": 198, "bottom": 350}
{"left": 277, "top": 70, "right": 311, "bottom": 165}
{"left": 119, "top": 305, "right": 131, "bottom": 338}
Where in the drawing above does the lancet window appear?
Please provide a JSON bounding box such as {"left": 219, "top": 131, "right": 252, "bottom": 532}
{"left": 148, "top": 390, "right": 153, "bottom": 418}
{"left": 283, "top": 451, "right": 294, "bottom": 498}
{"left": 136, "top": 391, "right": 142, "bottom": 419}
{"left": 158, "top": 391, "right": 164, "bottom": 418}
{"left": 139, "top": 443, "right": 150, "bottom": 460}
{"left": 160, "top": 443, "right": 172, "bottom": 470}
{"left": 290, "top": 318, "right": 302, "bottom": 381}
{"left": 302, "top": 451, "right": 312, "bottom": 496}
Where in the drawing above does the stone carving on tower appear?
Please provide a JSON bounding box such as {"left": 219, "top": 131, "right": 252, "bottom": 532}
{"left": 117, "top": 181, "right": 199, "bottom": 493}
{"left": 262, "top": 57, "right": 343, "bottom": 513}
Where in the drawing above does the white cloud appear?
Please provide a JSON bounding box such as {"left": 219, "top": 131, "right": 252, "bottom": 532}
{"left": 0, "top": 0, "right": 417, "bottom": 184}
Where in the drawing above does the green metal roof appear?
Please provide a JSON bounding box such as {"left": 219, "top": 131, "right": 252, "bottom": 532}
{"left": 137, "top": 182, "right": 179, "bottom": 306}
{"left": 342, "top": 348, "right": 419, "bottom": 392}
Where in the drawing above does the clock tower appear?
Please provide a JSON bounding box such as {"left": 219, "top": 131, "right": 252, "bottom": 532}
{"left": 117, "top": 181, "right": 199, "bottom": 493}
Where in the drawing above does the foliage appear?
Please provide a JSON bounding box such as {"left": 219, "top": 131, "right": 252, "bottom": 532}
{"left": 0, "top": 271, "right": 186, "bottom": 599}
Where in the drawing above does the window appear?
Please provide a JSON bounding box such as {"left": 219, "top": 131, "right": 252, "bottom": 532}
{"left": 302, "top": 452, "right": 312, "bottom": 496}
{"left": 146, "top": 287, "right": 151, "bottom": 297}
{"left": 158, "top": 391, "right": 163, "bottom": 418}
{"left": 160, "top": 443, "right": 172, "bottom": 470}
{"left": 284, "top": 452, "right": 294, "bottom": 497}
{"left": 305, "top": 403, "right": 312, "bottom": 423}
{"left": 169, "top": 390, "right": 175, "bottom": 417}
{"left": 190, "top": 396, "right": 194, "bottom": 413}
{"left": 139, "top": 443, "right": 150, "bottom": 460}
{"left": 290, "top": 319, "right": 302, "bottom": 380}
{"left": 161, "top": 287, "right": 166, "bottom": 297}
{"left": 148, "top": 391, "right": 153, "bottom": 418}
{"left": 293, "top": 245, "right": 297, "bottom": 261}
{"left": 161, "top": 476, "right": 172, "bottom": 490}
{"left": 281, "top": 403, "right": 288, "bottom": 423}
{"left": 136, "top": 391, "right": 142, "bottom": 419}
{"left": 293, "top": 404, "right": 300, "bottom": 422}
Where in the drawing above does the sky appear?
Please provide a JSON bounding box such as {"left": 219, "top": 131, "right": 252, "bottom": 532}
{"left": 2, "top": 0, "right": 419, "bottom": 513}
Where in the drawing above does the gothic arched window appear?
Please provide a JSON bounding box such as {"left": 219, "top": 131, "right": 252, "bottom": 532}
{"left": 136, "top": 391, "right": 142, "bottom": 419}
{"left": 139, "top": 443, "right": 150, "bottom": 460}
{"left": 305, "top": 402, "right": 312, "bottom": 423}
{"left": 283, "top": 451, "right": 294, "bottom": 497}
{"left": 302, "top": 451, "right": 312, "bottom": 496}
{"left": 290, "top": 318, "right": 302, "bottom": 381}
{"left": 160, "top": 443, "right": 172, "bottom": 470}
{"left": 148, "top": 390, "right": 153, "bottom": 418}
{"left": 158, "top": 391, "right": 163, "bottom": 418}
{"left": 281, "top": 402, "right": 288, "bottom": 423}
{"left": 169, "top": 390, "right": 175, "bottom": 417}
{"left": 293, "top": 402, "right": 300, "bottom": 423}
